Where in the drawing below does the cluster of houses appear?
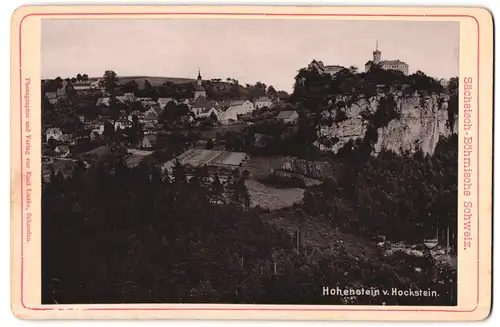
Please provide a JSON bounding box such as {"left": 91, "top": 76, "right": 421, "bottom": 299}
{"left": 44, "top": 82, "right": 69, "bottom": 105}
{"left": 43, "top": 70, "right": 300, "bottom": 161}
{"left": 44, "top": 128, "right": 72, "bottom": 158}
{"left": 44, "top": 78, "right": 106, "bottom": 104}
{"left": 184, "top": 71, "right": 278, "bottom": 124}
{"left": 89, "top": 71, "right": 280, "bottom": 126}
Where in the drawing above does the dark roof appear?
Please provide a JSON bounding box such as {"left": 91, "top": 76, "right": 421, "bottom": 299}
{"left": 192, "top": 96, "right": 216, "bottom": 109}
{"left": 153, "top": 105, "right": 163, "bottom": 115}
{"left": 218, "top": 100, "right": 232, "bottom": 108}
{"left": 129, "top": 110, "right": 144, "bottom": 116}
{"left": 143, "top": 109, "right": 158, "bottom": 121}
{"left": 309, "top": 60, "right": 325, "bottom": 68}
{"left": 125, "top": 154, "right": 145, "bottom": 168}
{"left": 144, "top": 122, "right": 156, "bottom": 129}
{"left": 145, "top": 109, "right": 158, "bottom": 117}
{"left": 366, "top": 60, "right": 408, "bottom": 66}
{"left": 201, "top": 107, "right": 218, "bottom": 114}
{"left": 157, "top": 97, "right": 174, "bottom": 105}
{"left": 381, "top": 59, "right": 408, "bottom": 66}
{"left": 229, "top": 100, "right": 249, "bottom": 106}
{"left": 144, "top": 134, "right": 158, "bottom": 144}
{"left": 324, "top": 66, "right": 346, "bottom": 74}
{"left": 324, "top": 65, "right": 345, "bottom": 69}
{"left": 83, "top": 145, "right": 111, "bottom": 157}
{"left": 255, "top": 96, "right": 272, "bottom": 102}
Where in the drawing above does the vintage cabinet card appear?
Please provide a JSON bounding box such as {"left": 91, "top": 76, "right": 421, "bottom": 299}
{"left": 10, "top": 5, "right": 493, "bottom": 321}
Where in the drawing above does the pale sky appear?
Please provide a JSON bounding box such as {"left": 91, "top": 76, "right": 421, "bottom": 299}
{"left": 42, "top": 19, "right": 459, "bottom": 92}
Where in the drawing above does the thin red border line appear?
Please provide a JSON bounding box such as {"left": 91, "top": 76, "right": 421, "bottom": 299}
{"left": 18, "top": 11, "right": 480, "bottom": 313}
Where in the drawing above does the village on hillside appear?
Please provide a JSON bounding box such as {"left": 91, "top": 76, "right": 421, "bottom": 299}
{"left": 41, "top": 68, "right": 315, "bottom": 209}
{"left": 41, "top": 42, "right": 420, "bottom": 191}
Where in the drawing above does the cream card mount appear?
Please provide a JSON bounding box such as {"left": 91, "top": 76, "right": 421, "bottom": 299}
{"left": 10, "top": 5, "right": 493, "bottom": 321}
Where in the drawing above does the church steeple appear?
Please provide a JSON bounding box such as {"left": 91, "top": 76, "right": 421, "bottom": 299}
{"left": 373, "top": 40, "right": 381, "bottom": 64}
{"left": 194, "top": 69, "right": 206, "bottom": 100}
{"left": 197, "top": 69, "right": 202, "bottom": 86}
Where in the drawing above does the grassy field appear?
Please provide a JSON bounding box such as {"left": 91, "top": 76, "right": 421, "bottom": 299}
{"left": 245, "top": 179, "right": 305, "bottom": 211}
{"left": 242, "top": 155, "right": 337, "bottom": 211}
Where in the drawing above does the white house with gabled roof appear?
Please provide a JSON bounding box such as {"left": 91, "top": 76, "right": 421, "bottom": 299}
{"left": 220, "top": 100, "right": 254, "bottom": 124}
{"left": 46, "top": 128, "right": 64, "bottom": 143}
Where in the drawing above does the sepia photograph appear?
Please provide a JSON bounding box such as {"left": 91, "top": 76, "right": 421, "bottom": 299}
{"left": 38, "top": 17, "right": 461, "bottom": 306}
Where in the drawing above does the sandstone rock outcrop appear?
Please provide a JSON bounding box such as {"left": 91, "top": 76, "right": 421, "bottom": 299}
{"left": 315, "top": 92, "right": 457, "bottom": 155}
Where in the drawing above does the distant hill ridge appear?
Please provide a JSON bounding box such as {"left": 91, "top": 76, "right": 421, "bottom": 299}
{"left": 42, "top": 76, "right": 196, "bottom": 86}
{"left": 118, "top": 76, "right": 196, "bottom": 87}
{"left": 42, "top": 74, "right": 290, "bottom": 101}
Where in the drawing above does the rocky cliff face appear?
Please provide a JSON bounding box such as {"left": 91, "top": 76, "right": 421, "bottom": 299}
{"left": 315, "top": 93, "right": 458, "bottom": 155}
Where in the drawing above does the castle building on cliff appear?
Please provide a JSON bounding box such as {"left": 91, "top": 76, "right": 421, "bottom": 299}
{"left": 365, "top": 41, "right": 409, "bottom": 75}
{"left": 308, "top": 60, "right": 346, "bottom": 76}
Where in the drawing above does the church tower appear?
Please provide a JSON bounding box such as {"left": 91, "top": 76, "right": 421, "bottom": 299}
{"left": 373, "top": 40, "right": 381, "bottom": 64}
{"left": 194, "top": 69, "right": 206, "bottom": 100}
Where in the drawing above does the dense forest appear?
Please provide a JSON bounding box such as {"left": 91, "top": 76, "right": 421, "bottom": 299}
{"left": 301, "top": 135, "right": 458, "bottom": 245}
